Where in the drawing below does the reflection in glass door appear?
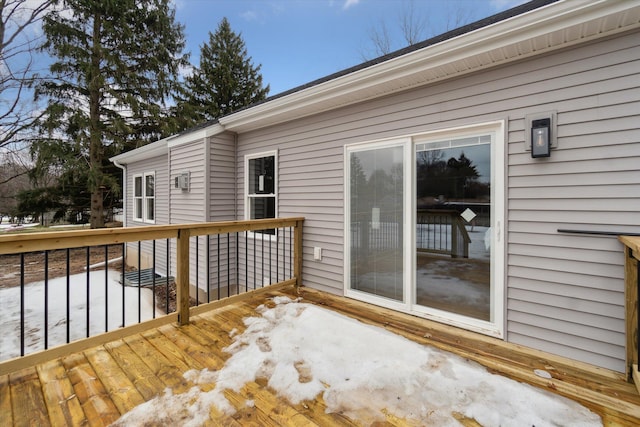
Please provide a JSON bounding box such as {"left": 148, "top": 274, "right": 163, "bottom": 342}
{"left": 415, "top": 134, "right": 492, "bottom": 321}
{"left": 348, "top": 143, "right": 404, "bottom": 302}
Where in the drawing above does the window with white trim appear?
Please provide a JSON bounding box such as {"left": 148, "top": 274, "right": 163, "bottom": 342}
{"left": 133, "top": 172, "right": 155, "bottom": 223}
{"left": 245, "top": 152, "right": 277, "bottom": 233}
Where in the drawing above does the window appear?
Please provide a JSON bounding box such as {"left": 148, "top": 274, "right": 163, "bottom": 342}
{"left": 245, "top": 152, "right": 277, "bottom": 233}
{"left": 133, "top": 172, "right": 155, "bottom": 223}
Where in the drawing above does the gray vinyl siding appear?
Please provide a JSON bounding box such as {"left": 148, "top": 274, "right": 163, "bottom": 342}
{"left": 206, "top": 133, "right": 238, "bottom": 293}
{"left": 170, "top": 140, "right": 206, "bottom": 224}
{"left": 209, "top": 133, "right": 237, "bottom": 221}
{"left": 234, "top": 31, "right": 639, "bottom": 371}
{"left": 169, "top": 140, "right": 207, "bottom": 290}
{"left": 124, "top": 153, "right": 170, "bottom": 277}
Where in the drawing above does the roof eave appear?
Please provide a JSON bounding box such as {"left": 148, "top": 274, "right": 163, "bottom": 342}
{"left": 109, "top": 123, "right": 226, "bottom": 164}
{"left": 219, "top": 0, "right": 640, "bottom": 133}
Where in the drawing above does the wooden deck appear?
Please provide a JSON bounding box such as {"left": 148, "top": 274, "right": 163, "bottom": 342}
{"left": 2, "top": 284, "right": 640, "bottom": 426}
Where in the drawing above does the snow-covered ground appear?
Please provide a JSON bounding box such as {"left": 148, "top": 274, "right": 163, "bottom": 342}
{"left": 0, "top": 222, "right": 40, "bottom": 232}
{"left": 0, "top": 269, "right": 158, "bottom": 361}
{"left": 113, "top": 297, "right": 602, "bottom": 427}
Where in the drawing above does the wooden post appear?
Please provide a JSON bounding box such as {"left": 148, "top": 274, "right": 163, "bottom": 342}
{"left": 619, "top": 236, "right": 640, "bottom": 391}
{"left": 176, "top": 228, "right": 191, "bottom": 326}
{"left": 294, "top": 219, "right": 304, "bottom": 290}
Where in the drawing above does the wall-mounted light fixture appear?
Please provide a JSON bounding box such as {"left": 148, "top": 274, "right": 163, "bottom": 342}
{"left": 525, "top": 111, "right": 557, "bottom": 158}
{"left": 531, "top": 118, "right": 551, "bottom": 158}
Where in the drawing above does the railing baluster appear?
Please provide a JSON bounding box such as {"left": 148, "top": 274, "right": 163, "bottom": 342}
{"left": 196, "top": 235, "right": 199, "bottom": 305}
{"left": 86, "top": 247, "right": 90, "bottom": 338}
{"left": 66, "top": 248, "right": 70, "bottom": 343}
{"left": 217, "top": 234, "right": 221, "bottom": 301}
{"left": 253, "top": 231, "right": 256, "bottom": 290}
{"left": 207, "top": 235, "right": 211, "bottom": 303}
{"left": 261, "top": 231, "right": 265, "bottom": 287}
{"left": 244, "top": 231, "right": 248, "bottom": 294}
{"left": 105, "top": 245, "right": 109, "bottom": 333}
{"left": 152, "top": 240, "right": 156, "bottom": 319}
{"left": 20, "top": 253, "right": 25, "bottom": 357}
{"left": 44, "top": 251, "right": 49, "bottom": 349}
{"left": 166, "top": 238, "right": 170, "bottom": 313}
{"left": 136, "top": 241, "right": 141, "bottom": 326}
{"left": 137, "top": 242, "right": 141, "bottom": 323}
{"left": 269, "top": 227, "right": 272, "bottom": 284}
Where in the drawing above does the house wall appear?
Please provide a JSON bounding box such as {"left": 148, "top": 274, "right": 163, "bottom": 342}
{"left": 124, "top": 153, "right": 170, "bottom": 276}
{"left": 208, "top": 133, "right": 238, "bottom": 295}
{"left": 235, "top": 31, "right": 640, "bottom": 372}
{"left": 169, "top": 139, "right": 207, "bottom": 297}
{"left": 210, "top": 133, "right": 237, "bottom": 221}
{"left": 169, "top": 140, "right": 207, "bottom": 224}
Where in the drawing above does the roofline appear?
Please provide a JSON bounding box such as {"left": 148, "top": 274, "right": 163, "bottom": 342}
{"left": 219, "top": 0, "right": 640, "bottom": 132}
{"left": 111, "top": 0, "right": 640, "bottom": 162}
{"left": 109, "top": 138, "right": 168, "bottom": 164}
{"left": 109, "top": 122, "right": 225, "bottom": 164}
{"left": 230, "top": 0, "right": 560, "bottom": 112}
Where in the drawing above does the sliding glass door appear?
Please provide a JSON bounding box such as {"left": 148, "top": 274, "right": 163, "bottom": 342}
{"left": 414, "top": 134, "right": 493, "bottom": 321}
{"left": 347, "top": 142, "right": 405, "bottom": 303}
{"left": 345, "top": 122, "right": 504, "bottom": 337}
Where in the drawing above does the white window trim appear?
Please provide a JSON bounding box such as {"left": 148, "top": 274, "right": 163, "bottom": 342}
{"left": 132, "top": 171, "right": 155, "bottom": 224}
{"left": 133, "top": 174, "right": 143, "bottom": 222}
{"left": 244, "top": 150, "right": 278, "bottom": 239}
{"left": 343, "top": 120, "right": 506, "bottom": 339}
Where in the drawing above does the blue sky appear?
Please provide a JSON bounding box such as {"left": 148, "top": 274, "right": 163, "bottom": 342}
{"left": 175, "top": 0, "right": 527, "bottom": 96}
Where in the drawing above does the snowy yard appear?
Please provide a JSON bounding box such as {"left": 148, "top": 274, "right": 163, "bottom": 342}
{"left": 0, "top": 270, "right": 158, "bottom": 361}
{"left": 114, "top": 297, "right": 602, "bottom": 427}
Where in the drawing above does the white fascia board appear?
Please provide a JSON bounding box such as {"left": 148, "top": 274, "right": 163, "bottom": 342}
{"left": 109, "top": 123, "right": 225, "bottom": 164}
{"left": 109, "top": 138, "right": 168, "bottom": 165}
{"left": 219, "top": 0, "right": 638, "bottom": 132}
{"left": 166, "top": 122, "right": 225, "bottom": 148}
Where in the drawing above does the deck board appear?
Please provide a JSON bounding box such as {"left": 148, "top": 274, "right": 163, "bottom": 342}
{"left": 103, "top": 340, "right": 166, "bottom": 401}
{"left": 36, "top": 359, "right": 85, "bottom": 426}
{"left": 9, "top": 367, "right": 50, "bottom": 427}
{"left": 0, "top": 374, "right": 13, "bottom": 426}
{"left": 2, "top": 285, "right": 640, "bottom": 425}
{"left": 61, "top": 352, "right": 120, "bottom": 426}
{"left": 121, "top": 334, "right": 191, "bottom": 393}
{"left": 84, "top": 346, "right": 145, "bottom": 414}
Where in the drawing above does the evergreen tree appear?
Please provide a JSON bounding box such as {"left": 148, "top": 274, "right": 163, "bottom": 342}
{"left": 180, "top": 17, "right": 269, "bottom": 126}
{"left": 33, "top": 0, "right": 188, "bottom": 228}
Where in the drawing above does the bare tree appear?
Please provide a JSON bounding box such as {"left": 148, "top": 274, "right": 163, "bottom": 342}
{"left": 365, "top": 18, "right": 392, "bottom": 59}
{"left": 399, "top": 0, "right": 428, "bottom": 46}
{"left": 361, "top": 0, "right": 479, "bottom": 60}
{"left": 0, "top": 145, "right": 31, "bottom": 220}
{"left": 1, "top": 0, "right": 53, "bottom": 148}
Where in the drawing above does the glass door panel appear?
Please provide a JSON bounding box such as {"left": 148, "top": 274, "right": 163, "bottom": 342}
{"left": 348, "top": 144, "right": 404, "bottom": 302}
{"left": 415, "top": 134, "right": 492, "bottom": 320}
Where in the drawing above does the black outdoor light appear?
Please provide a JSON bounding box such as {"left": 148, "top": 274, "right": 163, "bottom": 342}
{"left": 531, "top": 117, "right": 551, "bottom": 158}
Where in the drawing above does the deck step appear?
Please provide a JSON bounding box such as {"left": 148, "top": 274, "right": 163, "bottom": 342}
{"left": 121, "top": 268, "right": 174, "bottom": 287}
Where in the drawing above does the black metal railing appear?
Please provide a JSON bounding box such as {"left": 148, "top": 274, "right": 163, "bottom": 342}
{"left": 417, "top": 209, "right": 471, "bottom": 258}
{"left": 0, "top": 218, "right": 304, "bottom": 365}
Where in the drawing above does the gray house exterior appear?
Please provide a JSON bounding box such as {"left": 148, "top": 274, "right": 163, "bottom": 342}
{"left": 111, "top": 0, "right": 640, "bottom": 374}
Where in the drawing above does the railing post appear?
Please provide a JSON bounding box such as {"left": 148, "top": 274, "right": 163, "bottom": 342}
{"left": 294, "top": 219, "right": 304, "bottom": 290}
{"left": 451, "top": 214, "right": 459, "bottom": 258}
{"left": 177, "top": 229, "right": 190, "bottom": 326}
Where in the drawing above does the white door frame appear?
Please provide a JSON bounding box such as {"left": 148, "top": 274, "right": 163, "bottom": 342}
{"left": 344, "top": 120, "right": 506, "bottom": 338}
